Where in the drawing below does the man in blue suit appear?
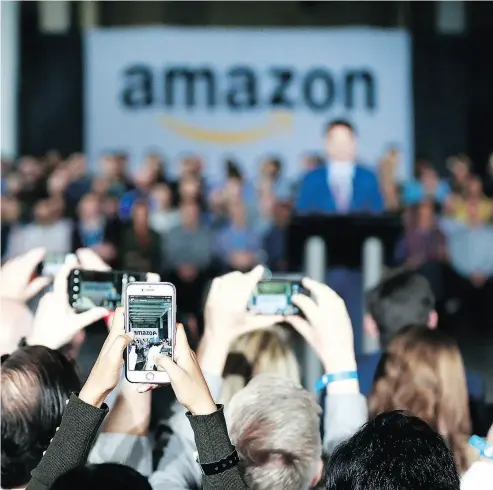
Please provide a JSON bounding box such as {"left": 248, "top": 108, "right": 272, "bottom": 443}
{"left": 296, "top": 119, "right": 384, "bottom": 354}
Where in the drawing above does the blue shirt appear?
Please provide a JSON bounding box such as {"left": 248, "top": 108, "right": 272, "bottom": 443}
{"left": 216, "top": 225, "right": 261, "bottom": 259}
{"left": 119, "top": 189, "right": 146, "bottom": 221}
{"left": 402, "top": 179, "right": 451, "bottom": 205}
{"left": 440, "top": 219, "right": 493, "bottom": 277}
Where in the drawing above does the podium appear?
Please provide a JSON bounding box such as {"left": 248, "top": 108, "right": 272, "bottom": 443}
{"left": 286, "top": 213, "right": 403, "bottom": 391}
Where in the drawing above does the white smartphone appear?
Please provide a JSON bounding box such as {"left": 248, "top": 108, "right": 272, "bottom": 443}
{"left": 124, "top": 282, "right": 176, "bottom": 384}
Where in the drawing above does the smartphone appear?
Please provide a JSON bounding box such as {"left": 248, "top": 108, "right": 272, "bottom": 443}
{"left": 68, "top": 269, "right": 147, "bottom": 312}
{"left": 125, "top": 282, "right": 176, "bottom": 384}
{"left": 248, "top": 278, "right": 309, "bottom": 315}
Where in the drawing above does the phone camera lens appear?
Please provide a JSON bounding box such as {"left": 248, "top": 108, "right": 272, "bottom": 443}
{"left": 74, "top": 270, "right": 79, "bottom": 275}
{"left": 73, "top": 286, "right": 79, "bottom": 292}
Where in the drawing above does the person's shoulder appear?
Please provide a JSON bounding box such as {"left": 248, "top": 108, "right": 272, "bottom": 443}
{"left": 355, "top": 163, "right": 378, "bottom": 179}
{"left": 300, "top": 165, "right": 326, "bottom": 184}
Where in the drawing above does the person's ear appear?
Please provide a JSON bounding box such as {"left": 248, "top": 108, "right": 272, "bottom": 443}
{"left": 363, "top": 314, "right": 379, "bottom": 338}
{"left": 310, "top": 459, "right": 324, "bottom": 488}
{"left": 428, "top": 310, "right": 438, "bottom": 329}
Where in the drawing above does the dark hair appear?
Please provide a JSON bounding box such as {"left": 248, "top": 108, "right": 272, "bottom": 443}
{"left": 366, "top": 271, "right": 434, "bottom": 346}
{"left": 226, "top": 159, "right": 243, "bottom": 180}
{"left": 1, "top": 346, "right": 81, "bottom": 488}
{"left": 325, "top": 119, "right": 356, "bottom": 135}
{"left": 50, "top": 463, "right": 152, "bottom": 490}
{"left": 325, "top": 411, "right": 460, "bottom": 490}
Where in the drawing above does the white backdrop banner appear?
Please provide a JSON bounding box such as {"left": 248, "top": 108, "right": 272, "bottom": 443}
{"left": 85, "top": 27, "right": 413, "bottom": 180}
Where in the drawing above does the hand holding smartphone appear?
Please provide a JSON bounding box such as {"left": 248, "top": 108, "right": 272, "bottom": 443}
{"left": 124, "top": 282, "right": 176, "bottom": 384}
{"left": 68, "top": 269, "right": 147, "bottom": 312}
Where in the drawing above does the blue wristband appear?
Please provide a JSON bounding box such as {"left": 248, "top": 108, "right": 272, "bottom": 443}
{"left": 469, "top": 435, "right": 493, "bottom": 460}
{"left": 315, "top": 371, "right": 358, "bottom": 393}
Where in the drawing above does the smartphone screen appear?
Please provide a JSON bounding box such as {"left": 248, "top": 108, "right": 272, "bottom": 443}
{"left": 127, "top": 295, "right": 173, "bottom": 371}
{"left": 248, "top": 280, "right": 308, "bottom": 315}
{"left": 69, "top": 270, "right": 146, "bottom": 312}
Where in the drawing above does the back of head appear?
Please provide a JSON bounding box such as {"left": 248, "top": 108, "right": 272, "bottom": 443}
{"left": 1, "top": 346, "right": 80, "bottom": 489}
{"left": 50, "top": 463, "right": 152, "bottom": 490}
{"left": 325, "top": 411, "right": 460, "bottom": 490}
{"left": 219, "top": 327, "right": 300, "bottom": 405}
{"left": 366, "top": 271, "right": 434, "bottom": 346}
{"left": 226, "top": 374, "right": 321, "bottom": 490}
{"left": 368, "top": 325, "right": 472, "bottom": 473}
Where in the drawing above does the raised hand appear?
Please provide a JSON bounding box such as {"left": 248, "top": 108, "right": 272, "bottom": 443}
{"left": 28, "top": 255, "right": 108, "bottom": 350}
{"left": 0, "top": 248, "right": 51, "bottom": 302}
{"left": 80, "top": 307, "right": 134, "bottom": 407}
{"left": 155, "top": 323, "right": 217, "bottom": 416}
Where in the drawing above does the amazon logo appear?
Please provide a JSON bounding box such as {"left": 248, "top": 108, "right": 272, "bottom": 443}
{"left": 120, "top": 65, "right": 376, "bottom": 144}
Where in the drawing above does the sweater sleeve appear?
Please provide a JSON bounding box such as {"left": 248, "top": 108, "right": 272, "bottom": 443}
{"left": 186, "top": 406, "right": 247, "bottom": 490}
{"left": 26, "top": 393, "right": 108, "bottom": 490}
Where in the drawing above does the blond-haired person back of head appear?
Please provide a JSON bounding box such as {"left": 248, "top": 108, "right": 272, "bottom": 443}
{"left": 368, "top": 325, "right": 474, "bottom": 474}
{"left": 219, "top": 326, "right": 300, "bottom": 406}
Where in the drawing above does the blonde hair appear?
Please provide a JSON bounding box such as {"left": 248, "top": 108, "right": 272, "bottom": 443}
{"left": 219, "top": 327, "right": 300, "bottom": 405}
{"left": 368, "top": 325, "right": 473, "bottom": 474}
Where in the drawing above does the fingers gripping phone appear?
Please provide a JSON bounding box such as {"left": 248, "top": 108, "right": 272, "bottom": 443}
{"left": 247, "top": 278, "right": 309, "bottom": 316}
{"left": 125, "top": 282, "right": 176, "bottom": 384}
{"left": 68, "top": 269, "right": 147, "bottom": 312}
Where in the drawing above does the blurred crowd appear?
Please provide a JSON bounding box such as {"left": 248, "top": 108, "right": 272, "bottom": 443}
{"left": 2, "top": 147, "right": 493, "bottom": 328}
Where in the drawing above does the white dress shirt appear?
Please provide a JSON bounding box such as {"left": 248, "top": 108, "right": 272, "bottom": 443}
{"left": 328, "top": 161, "right": 356, "bottom": 212}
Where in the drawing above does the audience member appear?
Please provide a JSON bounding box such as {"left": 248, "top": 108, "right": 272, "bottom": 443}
{"left": 447, "top": 174, "right": 493, "bottom": 224}
{"left": 1, "top": 346, "right": 81, "bottom": 489}
{"left": 65, "top": 153, "right": 93, "bottom": 205}
{"left": 163, "top": 200, "right": 213, "bottom": 314}
{"left": 378, "top": 146, "right": 401, "bottom": 211}
{"left": 15, "top": 157, "right": 48, "bottom": 216}
{"left": 263, "top": 202, "right": 292, "bottom": 272}
{"left": 26, "top": 311, "right": 247, "bottom": 490}
{"left": 403, "top": 160, "right": 451, "bottom": 206}
{"left": 357, "top": 270, "right": 485, "bottom": 403}
{"left": 6, "top": 199, "right": 73, "bottom": 258}
{"left": 151, "top": 267, "right": 367, "bottom": 489}
{"left": 148, "top": 183, "right": 181, "bottom": 235}
{"left": 216, "top": 200, "right": 261, "bottom": 272}
{"left": 441, "top": 201, "right": 493, "bottom": 333}
{"left": 227, "top": 374, "right": 323, "bottom": 490}
{"left": 100, "top": 153, "right": 134, "bottom": 197}
{"left": 325, "top": 411, "right": 460, "bottom": 490}
{"left": 120, "top": 200, "right": 162, "bottom": 273}
{"left": 447, "top": 154, "right": 472, "bottom": 197}
{"left": 368, "top": 325, "right": 473, "bottom": 474}
{"left": 72, "top": 192, "right": 121, "bottom": 266}
{"left": 258, "top": 156, "right": 291, "bottom": 201}
{"left": 219, "top": 327, "right": 300, "bottom": 405}
{"left": 395, "top": 198, "right": 448, "bottom": 269}
{"left": 119, "top": 167, "right": 154, "bottom": 221}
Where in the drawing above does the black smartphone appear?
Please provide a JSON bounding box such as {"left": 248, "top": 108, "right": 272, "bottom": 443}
{"left": 247, "top": 278, "right": 309, "bottom": 316}
{"left": 68, "top": 269, "right": 147, "bottom": 312}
